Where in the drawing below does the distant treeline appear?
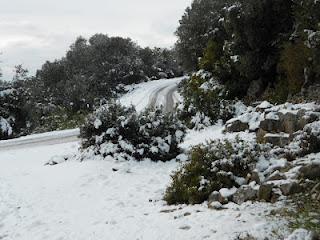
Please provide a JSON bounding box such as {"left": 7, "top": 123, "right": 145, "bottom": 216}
{"left": 0, "top": 34, "right": 182, "bottom": 139}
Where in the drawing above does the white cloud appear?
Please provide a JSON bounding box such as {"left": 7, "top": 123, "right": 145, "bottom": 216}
{"left": 0, "top": 0, "right": 192, "bottom": 80}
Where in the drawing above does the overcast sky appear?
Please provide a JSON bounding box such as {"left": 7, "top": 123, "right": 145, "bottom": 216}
{"left": 0, "top": 0, "right": 192, "bottom": 80}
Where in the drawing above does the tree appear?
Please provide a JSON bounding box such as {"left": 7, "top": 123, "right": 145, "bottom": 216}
{"left": 13, "top": 65, "right": 29, "bottom": 82}
{"left": 224, "top": 0, "right": 294, "bottom": 93}
{"left": 175, "top": 0, "right": 234, "bottom": 71}
{"left": 292, "top": 0, "right": 320, "bottom": 86}
{"left": 0, "top": 52, "right": 3, "bottom": 80}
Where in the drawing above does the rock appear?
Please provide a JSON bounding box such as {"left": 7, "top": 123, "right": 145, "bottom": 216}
{"left": 250, "top": 170, "right": 261, "bottom": 184}
{"left": 219, "top": 187, "right": 237, "bottom": 199}
{"left": 311, "top": 182, "right": 320, "bottom": 201}
{"left": 297, "top": 109, "right": 311, "bottom": 129}
{"left": 208, "top": 191, "right": 220, "bottom": 203}
{"left": 208, "top": 201, "right": 224, "bottom": 210}
{"left": 311, "top": 182, "right": 320, "bottom": 194}
{"left": 233, "top": 185, "right": 258, "bottom": 204}
{"left": 258, "top": 184, "right": 273, "bottom": 202}
{"left": 280, "top": 182, "right": 304, "bottom": 196}
{"left": 183, "top": 212, "right": 191, "bottom": 217}
{"left": 270, "top": 188, "right": 282, "bottom": 203}
{"left": 299, "top": 163, "right": 320, "bottom": 180}
{"left": 179, "top": 225, "right": 191, "bottom": 230}
{"left": 263, "top": 133, "right": 290, "bottom": 147}
{"left": 45, "top": 155, "right": 69, "bottom": 166}
{"left": 279, "top": 112, "right": 300, "bottom": 134}
{"left": 208, "top": 190, "right": 232, "bottom": 205}
{"left": 259, "top": 118, "right": 282, "bottom": 133}
{"left": 266, "top": 170, "right": 287, "bottom": 181}
{"left": 219, "top": 195, "right": 229, "bottom": 205}
{"left": 256, "top": 129, "right": 267, "bottom": 144}
{"left": 226, "top": 120, "right": 249, "bottom": 133}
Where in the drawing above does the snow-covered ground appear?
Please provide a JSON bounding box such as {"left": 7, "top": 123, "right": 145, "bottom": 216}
{"left": 0, "top": 139, "right": 288, "bottom": 240}
{"left": 0, "top": 78, "right": 291, "bottom": 240}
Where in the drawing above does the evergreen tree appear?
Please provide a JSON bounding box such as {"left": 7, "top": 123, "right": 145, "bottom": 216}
{"left": 175, "top": 0, "right": 234, "bottom": 71}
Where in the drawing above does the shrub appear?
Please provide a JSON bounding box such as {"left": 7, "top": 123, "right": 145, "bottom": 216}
{"left": 80, "top": 102, "right": 186, "bottom": 162}
{"left": 164, "top": 139, "right": 261, "bottom": 205}
{"left": 199, "top": 40, "right": 223, "bottom": 72}
{"left": 32, "top": 107, "right": 88, "bottom": 133}
{"left": 178, "top": 72, "right": 235, "bottom": 129}
{"left": 0, "top": 117, "right": 13, "bottom": 140}
{"left": 265, "top": 41, "right": 313, "bottom": 103}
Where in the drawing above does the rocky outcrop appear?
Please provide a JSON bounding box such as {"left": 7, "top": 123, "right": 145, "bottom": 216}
{"left": 209, "top": 102, "right": 320, "bottom": 208}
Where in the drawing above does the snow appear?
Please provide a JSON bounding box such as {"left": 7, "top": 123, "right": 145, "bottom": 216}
{"left": 219, "top": 187, "right": 237, "bottom": 198}
{"left": 272, "top": 102, "right": 318, "bottom": 115}
{"left": 257, "top": 101, "right": 273, "bottom": 109}
{"left": 0, "top": 78, "right": 301, "bottom": 239}
{"left": 265, "top": 112, "right": 280, "bottom": 121}
{"left": 181, "top": 122, "right": 256, "bottom": 149}
{"left": 265, "top": 133, "right": 290, "bottom": 138}
{"left": 0, "top": 139, "right": 289, "bottom": 240}
{"left": 119, "top": 77, "right": 184, "bottom": 112}
{"left": 0, "top": 88, "right": 14, "bottom": 97}
{"left": 94, "top": 118, "right": 102, "bottom": 129}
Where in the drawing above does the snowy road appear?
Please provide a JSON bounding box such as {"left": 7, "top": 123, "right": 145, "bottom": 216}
{"left": 148, "top": 84, "right": 179, "bottom": 112}
{"left": 0, "top": 129, "right": 80, "bottom": 151}
{"left": 120, "top": 77, "right": 183, "bottom": 112}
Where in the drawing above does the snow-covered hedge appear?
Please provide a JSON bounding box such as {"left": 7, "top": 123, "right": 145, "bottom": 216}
{"left": 164, "top": 138, "right": 264, "bottom": 205}
{"left": 80, "top": 102, "right": 186, "bottom": 162}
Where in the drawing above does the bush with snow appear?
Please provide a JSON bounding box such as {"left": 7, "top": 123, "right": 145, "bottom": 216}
{"left": 80, "top": 102, "right": 186, "bottom": 162}
{"left": 178, "top": 71, "right": 236, "bottom": 129}
{"left": 164, "top": 138, "right": 265, "bottom": 205}
{"left": 0, "top": 117, "right": 13, "bottom": 140}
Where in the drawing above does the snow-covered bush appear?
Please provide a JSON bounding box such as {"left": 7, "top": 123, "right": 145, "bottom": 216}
{"left": 164, "top": 138, "right": 263, "bottom": 205}
{"left": 0, "top": 117, "right": 13, "bottom": 140}
{"left": 0, "top": 82, "right": 24, "bottom": 139}
{"left": 178, "top": 71, "right": 235, "bottom": 129}
{"left": 80, "top": 102, "right": 186, "bottom": 162}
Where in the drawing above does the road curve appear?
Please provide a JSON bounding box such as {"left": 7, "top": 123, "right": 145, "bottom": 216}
{"left": 0, "top": 78, "right": 183, "bottom": 150}
{"left": 148, "top": 83, "right": 179, "bottom": 113}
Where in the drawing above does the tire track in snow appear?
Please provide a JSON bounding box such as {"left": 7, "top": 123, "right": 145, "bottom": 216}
{"left": 148, "top": 84, "right": 179, "bottom": 113}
